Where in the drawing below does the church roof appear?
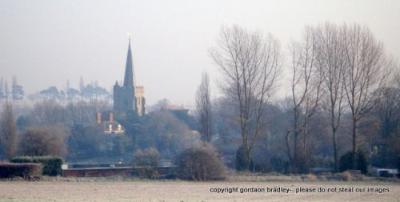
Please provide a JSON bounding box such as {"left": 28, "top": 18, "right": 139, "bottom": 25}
{"left": 123, "top": 39, "right": 134, "bottom": 88}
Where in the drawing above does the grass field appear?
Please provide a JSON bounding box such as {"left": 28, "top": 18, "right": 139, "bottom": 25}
{"left": 0, "top": 179, "right": 399, "bottom": 202}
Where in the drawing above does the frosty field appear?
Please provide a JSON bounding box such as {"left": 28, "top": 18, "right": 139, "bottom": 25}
{"left": 0, "top": 180, "right": 399, "bottom": 202}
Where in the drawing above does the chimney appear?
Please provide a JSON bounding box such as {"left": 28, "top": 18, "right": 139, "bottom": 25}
{"left": 109, "top": 112, "right": 114, "bottom": 122}
{"left": 96, "top": 112, "right": 102, "bottom": 124}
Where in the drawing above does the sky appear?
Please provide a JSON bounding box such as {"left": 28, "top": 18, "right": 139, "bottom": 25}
{"left": 0, "top": 0, "right": 399, "bottom": 106}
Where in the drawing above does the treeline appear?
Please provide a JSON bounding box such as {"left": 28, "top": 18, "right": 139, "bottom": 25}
{"left": 199, "top": 22, "right": 399, "bottom": 173}
{"left": 0, "top": 99, "right": 201, "bottom": 164}
{"left": 0, "top": 101, "right": 107, "bottom": 160}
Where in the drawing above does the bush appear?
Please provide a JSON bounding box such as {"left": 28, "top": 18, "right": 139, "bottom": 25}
{"left": 11, "top": 156, "right": 63, "bottom": 176}
{"left": 133, "top": 147, "right": 160, "bottom": 167}
{"left": 0, "top": 163, "right": 42, "bottom": 178}
{"left": 176, "top": 143, "right": 226, "bottom": 181}
{"left": 18, "top": 126, "right": 68, "bottom": 157}
{"left": 339, "top": 151, "right": 368, "bottom": 174}
{"left": 133, "top": 148, "right": 160, "bottom": 178}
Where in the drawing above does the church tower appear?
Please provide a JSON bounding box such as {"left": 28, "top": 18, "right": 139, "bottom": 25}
{"left": 113, "top": 39, "right": 136, "bottom": 113}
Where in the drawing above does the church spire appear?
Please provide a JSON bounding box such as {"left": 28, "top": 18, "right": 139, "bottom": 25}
{"left": 123, "top": 38, "right": 134, "bottom": 88}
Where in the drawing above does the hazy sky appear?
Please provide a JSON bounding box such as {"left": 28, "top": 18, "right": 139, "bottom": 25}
{"left": 1, "top": 0, "right": 399, "bottom": 106}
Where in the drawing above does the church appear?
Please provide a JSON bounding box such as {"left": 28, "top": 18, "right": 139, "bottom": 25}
{"left": 113, "top": 39, "right": 145, "bottom": 116}
{"left": 96, "top": 39, "right": 145, "bottom": 135}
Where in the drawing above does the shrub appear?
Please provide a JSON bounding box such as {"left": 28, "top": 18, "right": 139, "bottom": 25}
{"left": 11, "top": 156, "right": 63, "bottom": 176}
{"left": 133, "top": 147, "right": 160, "bottom": 178}
{"left": 133, "top": 147, "right": 160, "bottom": 167}
{"left": 339, "top": 151, "right": 368, "bottom": 174}
{"left": 176, "top": 143, "right": 226, "bottom": 181}
{"left": 18, "top": 126, "right": 68, "bottom": 157}
{"left": 0, "top": 163, "right": 42, "bottom": 178}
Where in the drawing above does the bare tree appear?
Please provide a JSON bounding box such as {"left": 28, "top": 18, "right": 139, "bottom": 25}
{"left": 0, "top": 102, "right": 17, "bottom": 159}
{"left": 341, "top": 24, "right": 391, "bottom": 168}
{"left": 313, "top": 23, "right": 347, "bottom": 171}
{"left": 210, "top": 25, "right": 280, "bottom": 170}
{"left": 19, "top": 126, "right": 68, "bottom": 157}
{"left": 31, "top": 100, "right": 65, "bottom": 125}
{"left": 368, "top": 68, "right": 400, "bottom": 167}
{"left": 195, "top": 72, "right": 213, "bottom": 142}
{"left": 287, "top": 27, "right": 322, "bottom": 172}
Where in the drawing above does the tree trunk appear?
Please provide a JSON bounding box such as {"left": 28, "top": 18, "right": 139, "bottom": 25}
{"left": 352, "top": 117, "right": 357, "bottom": 169}
{"left": 332, "top": 127, "right": 338, "bottom": 172}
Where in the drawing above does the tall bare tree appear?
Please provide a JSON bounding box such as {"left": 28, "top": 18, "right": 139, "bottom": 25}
{"left": 0, "top": 102, "right": 17, "bottom": 159}
{"left": 287, "top": 27, "right": 322, "bottom": 172}
{"left": 313, "top": 23, "right": 346, "bottom": 171}
{"left": 210, "top": 25, "right": 280, "bottom": 170}
{"left": 341, "top": 24, "right": 391, "bottom": 168}
{"left": 196, "top": 72, "right": 213, "bottom": 142}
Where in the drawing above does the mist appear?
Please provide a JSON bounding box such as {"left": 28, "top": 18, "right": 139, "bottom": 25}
{"left": 0, "top": 0, "right": 399, "bottom": 106}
